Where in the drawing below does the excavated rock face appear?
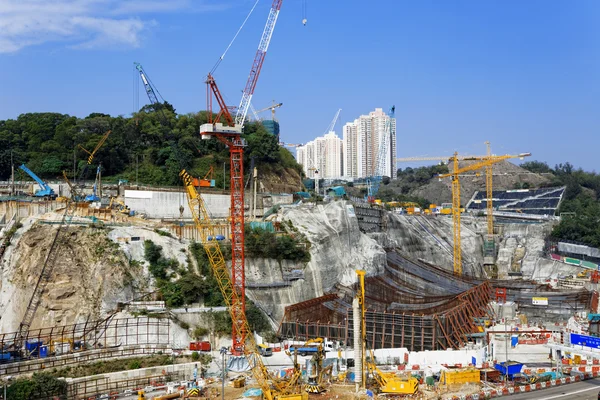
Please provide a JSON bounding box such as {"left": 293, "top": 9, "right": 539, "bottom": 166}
{"left": 246, "top": 201, "right": 386, "bottom": 322}
{"left": 375, "top": 213, "right": 484, "bottom": 277}
{"left": 0, "top": 224, "right": 142, "bottom": 332}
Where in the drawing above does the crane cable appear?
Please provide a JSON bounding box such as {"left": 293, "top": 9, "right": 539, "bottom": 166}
{"left": 210, "top": 0, "right": 260, "bottom": 75}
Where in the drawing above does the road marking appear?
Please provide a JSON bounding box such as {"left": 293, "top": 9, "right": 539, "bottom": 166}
{"left": 543, "top": 385, "right": 599, "bottom": 399}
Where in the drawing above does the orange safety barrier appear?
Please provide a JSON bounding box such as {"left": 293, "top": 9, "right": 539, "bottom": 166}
{"left": 412, "top": 365, "right": 420, "bottom": 370}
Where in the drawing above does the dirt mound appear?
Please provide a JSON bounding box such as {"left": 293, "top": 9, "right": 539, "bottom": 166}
{"left": 411, "top": 160, "right": 550, "bottom": 205}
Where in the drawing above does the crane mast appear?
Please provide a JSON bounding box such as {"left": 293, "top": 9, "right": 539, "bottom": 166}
{"left": 202, "top": 0, "right": 284, "bottom": 350}
{"left": 180, "top": 171, "right": 305, "bottom": 400}
{"left": 438, "top": 151, "right": 531, "bottom": 275}
{"left": 235, "top": 0, "right": 283, "bottom": 126}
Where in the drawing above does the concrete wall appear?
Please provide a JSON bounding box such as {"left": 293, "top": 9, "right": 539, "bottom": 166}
{"left": 124, "top": 190, "right": 230, "bottom": 219}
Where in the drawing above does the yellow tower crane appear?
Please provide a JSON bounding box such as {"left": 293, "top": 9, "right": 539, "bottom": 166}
{"left": 398, "top": 144, "right": 530, "bottom": 246}
{"left": 180, "top": 170, "right": 306, "bottom": 400}
{"left": 438, "top": 151, "right": 531, "bottom": 275}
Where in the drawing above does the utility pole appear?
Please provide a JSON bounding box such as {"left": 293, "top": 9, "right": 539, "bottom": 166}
{"left": 73, "top": 148, "right": 76, "bottom": 182}
{"left": 10, "top": 150, "right": 14, "bottom": 196}
{"left": 220, "top": 347, "right": 227, "bottom": 400}
{"left": 136, "top": 154, "right": 139, "bottom": 187}
{"left": 252, "top": 167, "right": 258, "bottom": 220}
{"left": 223, "top": 162, "right": 226, "bottom": 190}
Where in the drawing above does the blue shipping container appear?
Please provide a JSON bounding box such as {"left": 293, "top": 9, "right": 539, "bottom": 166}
{"left": 494, "top": 361, "right": 523, "bottom": 377}
{"left": 40, "top": 346, "right": 48, "bottom": 358}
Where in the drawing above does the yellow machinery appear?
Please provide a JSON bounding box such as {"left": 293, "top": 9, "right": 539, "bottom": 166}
{"left": 397, "top": 146, "right": 530, "bottom": 237}
{"left": 286, "top": 338, "right": 328, "bottom": 393}
{"left": 354, "top": 270, "right": 419, "bottom": 394}
{"left": 109, "top": 196, "right": 131, "bottom": 215}
{"left": 180, "top": 170, "right": 307, "bottom": 400}
{"left": 438, "top": 151, "right": 530, "bottom": 275}
{"left": 78, "top": 130, "right": 112, "bottom": 165}
{"left": 439, "top": 368, "right": 480, "bottom": 385}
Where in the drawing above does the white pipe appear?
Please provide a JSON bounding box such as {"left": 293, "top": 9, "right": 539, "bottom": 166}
{"left": 353, "top": 297, "right": 362, "bottom": 391}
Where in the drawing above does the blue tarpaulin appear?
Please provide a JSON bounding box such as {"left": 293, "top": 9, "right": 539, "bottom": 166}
{"left": 326, "top": 186, "right": 346, "bottom": 197}
{"left": 296, "top": 191, "right": 311, "bottom": 198}
{"left": 242, "top": 388, "right": 263, "bottom": 397}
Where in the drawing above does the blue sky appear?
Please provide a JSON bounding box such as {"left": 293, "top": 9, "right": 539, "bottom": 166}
{"left": 1, "top": 0, "right": 599, "bottom": 171}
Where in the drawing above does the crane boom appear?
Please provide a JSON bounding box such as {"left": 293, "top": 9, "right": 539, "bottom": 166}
{"left": 180, "top": 170, "right": 304, "bottom": 400}
{"left": 134, "top": 62, "right": 160, "bottom": 105}
{"left": 78, "top": 130, "right": 112, "bottom": 165}
{"left": 235, "top": 0, "right": 283, "bottom": 126}
{"left": 324, "top": 108, "right": 342, "bottom": 134}
{"left": 438, "top": 151, "right": 531, "bottom": 275}
{"left": 19, "top": 164, "right": 56, "bottom": 198}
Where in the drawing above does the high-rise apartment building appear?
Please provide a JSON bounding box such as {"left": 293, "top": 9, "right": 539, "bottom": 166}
{"left": 296, "top": 131, "right": 343, "bottom": 179}
{"left": 342, "top": 108, "right": 396, "bottom": 178}
{"left": 296, "top": 107, "right": 395, "bottom": 180}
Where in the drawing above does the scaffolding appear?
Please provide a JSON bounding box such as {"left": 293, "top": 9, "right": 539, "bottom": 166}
{"left": 0, "top": 317, "right": 170, "bottom": 377}
{"left": 279, "top": 282, "right": 493, "bottom": 351}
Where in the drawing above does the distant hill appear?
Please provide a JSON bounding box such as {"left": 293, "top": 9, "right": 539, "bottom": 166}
{"left": 371, "top": 159, "right": 600, "bottom": 249}
{"left": 409, "top": 160, "right": 551, "bottom": 206}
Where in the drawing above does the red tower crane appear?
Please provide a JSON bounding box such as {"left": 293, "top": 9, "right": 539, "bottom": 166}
{"left": 200, "top": 0, "right": 284, "bottom": 352}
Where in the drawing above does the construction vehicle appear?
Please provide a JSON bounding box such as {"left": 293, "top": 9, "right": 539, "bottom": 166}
{"left": 181, "top": 170, "right": 306, "bottom": 400}
{"left": 18, "top": 164, "right": 57, "bottom": 199}
{"left": 192, "top": 166, "right": 216, "bottom": 188}
{"left": 84, "top": 164, "right": 102, "bottom": 202}
{"left": 438, "top": 151, "right": 531, "bottom": 276}
{"left": 109, "top": 197, "right": 132, "bottom": 216}
{"left": 367, "top": 356, "right": 419, "bottom": 395}
{"left": 354, "top": 270, "right": 419, "bottom": 395}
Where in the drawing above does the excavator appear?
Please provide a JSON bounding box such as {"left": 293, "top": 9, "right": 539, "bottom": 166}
{"left": 109, "top": 197, "right": 133, "bottom": 216}
{"left": 366, "top": 349, "right": 418, "bottom": 395}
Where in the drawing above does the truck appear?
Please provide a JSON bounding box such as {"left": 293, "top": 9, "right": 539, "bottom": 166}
{"left": 18, "top": 164, "right": 57, "bottom": 199}
{"left": 258, "top": 344, "right": 273, "bottom": 357}
{"left": 288, "top": 345, "right": 321, "bottom": 357}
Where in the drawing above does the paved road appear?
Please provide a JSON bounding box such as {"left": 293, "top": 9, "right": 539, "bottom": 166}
{"left": 509, "top": 379, "right": 600, "bottom": 399}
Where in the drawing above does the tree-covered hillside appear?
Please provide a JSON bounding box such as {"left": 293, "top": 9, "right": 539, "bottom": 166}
{"left": 521, "top": 161, "right": 600, "bottom": 247}
{"left": 0, "top": 105, "right": 303, "bottom": 187}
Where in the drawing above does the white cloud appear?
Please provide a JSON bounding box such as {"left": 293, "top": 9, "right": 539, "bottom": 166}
{"left": 0, "top": 0, "right": 226, "bottom": 53}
